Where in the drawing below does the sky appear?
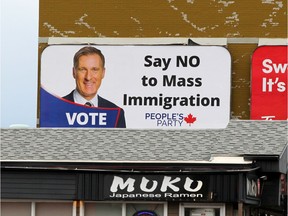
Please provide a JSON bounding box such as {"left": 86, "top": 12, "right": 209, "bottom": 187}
{"left": 1, "top": 0, "right": 38, "bottom": 128}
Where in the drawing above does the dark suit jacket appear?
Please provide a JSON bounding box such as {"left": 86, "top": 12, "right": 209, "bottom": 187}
{"left": 63, "top": 90, "right": 126, "bottom": 128}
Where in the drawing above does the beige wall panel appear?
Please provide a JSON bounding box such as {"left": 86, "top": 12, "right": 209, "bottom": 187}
{"left": 39, "top": 0, "right": 287, "bottom": 37}
{"left": 228, "top": 44, "right": 258, "bottom": 119}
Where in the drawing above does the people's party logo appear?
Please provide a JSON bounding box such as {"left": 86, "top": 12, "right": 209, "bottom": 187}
{"left": 145, "top": 112, "right": 197, "bottom": 127}
{"left": 184, "top": 113, "right": 197, "bottom": 126}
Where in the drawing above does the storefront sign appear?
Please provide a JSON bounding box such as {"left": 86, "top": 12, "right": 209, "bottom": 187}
{"left": 133, "top": 211, "right": 157, "bottom": 216}
{"left": 246, "top": 177, "right": 258, "bottom": 197}
{"left": 40, "top": 45, "right": 231, "bottom": 129}
{"left": 251, "top": 46, "right": 287, "bottom": 120}
{"left": 103, "top": 174, "right": 209, "bottom": 201}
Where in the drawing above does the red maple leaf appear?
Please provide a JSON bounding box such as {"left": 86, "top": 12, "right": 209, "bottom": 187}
{"left": 184, "top": 114, "right": 197, "bottom": 126}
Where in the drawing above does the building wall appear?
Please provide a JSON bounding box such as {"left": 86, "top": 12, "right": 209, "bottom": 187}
{"left": 1, "top": 170, "right": 241, "bottom": 202}
{"left": 38, "top": 0, "right": 287, "bottom": 120}
{"left": 1, "top": 168, "right": 285, "bottom": 215}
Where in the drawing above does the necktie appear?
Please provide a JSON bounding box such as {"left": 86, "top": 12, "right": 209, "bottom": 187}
{"left": 85, "top": 102, "right": 93, "bottom": 107}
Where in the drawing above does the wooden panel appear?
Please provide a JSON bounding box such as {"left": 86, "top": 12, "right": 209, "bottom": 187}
{"left": 38, "top": 1, "right": 287, "bottom": 120}
{"left": 39, "top": 0, "right": 287, "bottom": 37}
{"left": 228, "top": 44, "right": 258, "bottom": 119}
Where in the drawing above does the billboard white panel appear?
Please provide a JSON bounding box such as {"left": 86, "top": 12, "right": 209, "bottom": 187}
{"left": 40, "top": 45, "right": 231, "bottom": 129}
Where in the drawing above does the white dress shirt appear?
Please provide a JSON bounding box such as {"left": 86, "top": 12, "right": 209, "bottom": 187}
{"left": 73, "top": 89, "right": 98, "bottom": 106}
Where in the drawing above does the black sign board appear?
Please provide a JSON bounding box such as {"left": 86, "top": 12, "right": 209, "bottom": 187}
{"left": 103, "top": 174, "right": 209, "bottom": 201}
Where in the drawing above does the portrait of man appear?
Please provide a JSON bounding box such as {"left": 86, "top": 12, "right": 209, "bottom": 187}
{"left": 63, "top": 46, "right": 126, "bottom": 128}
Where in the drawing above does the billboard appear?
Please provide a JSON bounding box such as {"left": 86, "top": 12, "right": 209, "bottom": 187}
{"left": 251, "top": 46, "right": 287, "bottom": 120}
{"left": 40, "top": 45, "right": 231, "bottom": 129}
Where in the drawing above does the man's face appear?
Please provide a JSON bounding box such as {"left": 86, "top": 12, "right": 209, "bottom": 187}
{"left": 73, "top": 54, "right": 105, "bottom": 100}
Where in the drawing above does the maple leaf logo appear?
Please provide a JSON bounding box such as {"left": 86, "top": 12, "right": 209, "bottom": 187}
{"left": 184, "top": 114, "right": 197, "bottom": 126}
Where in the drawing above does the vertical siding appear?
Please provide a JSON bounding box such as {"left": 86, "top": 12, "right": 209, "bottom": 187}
{"left": 1, "top": 171, "right": 77, "bottom": 200}
{"left": 211, "top": 174, "right": 239, "bottom": 202}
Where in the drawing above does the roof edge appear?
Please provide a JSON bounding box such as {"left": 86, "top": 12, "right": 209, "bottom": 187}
{"left": 1, "top": 156, "right": 253, "bottom": 165}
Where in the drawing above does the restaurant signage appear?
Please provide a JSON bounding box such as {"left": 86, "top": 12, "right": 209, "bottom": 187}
{"left": 103, "top": 174, "right": 209, "bottom": 201}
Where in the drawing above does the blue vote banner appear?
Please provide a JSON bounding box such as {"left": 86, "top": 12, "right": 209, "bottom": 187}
{"left": 40, "top": 88, "right": 121, "bottom": 128}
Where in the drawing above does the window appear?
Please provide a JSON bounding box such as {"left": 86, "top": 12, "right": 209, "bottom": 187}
{"left": 127, "top": 203, "right": 163, "bottom": 216}
{"left": 85, "top": 203, "right": 122, "bottom": 216}
{"left": 180, "top": 203, "right": 225, "bottom": 216}
{"left": 36, "top": 202, "right": 73, "bottom": 216}
{"left": 1, "top": 201, "right": 167, "bottom": 216}
{"left": 133, "top": 210, "right": 158, "bottom": 216}
{"left": 1, "top": 202, "right": 31, "bottom": 216}
{"left": 85, "top": 202, "right": 167, "bottom": 216}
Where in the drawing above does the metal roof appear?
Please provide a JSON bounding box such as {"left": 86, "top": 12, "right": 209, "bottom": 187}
{"left": 1, "top": 120, "right": 287, "bottom": 163}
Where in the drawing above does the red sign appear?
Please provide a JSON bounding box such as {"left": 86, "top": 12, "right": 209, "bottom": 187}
{"left": 251, "top": 46, "right": 287, "bottom": 120}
